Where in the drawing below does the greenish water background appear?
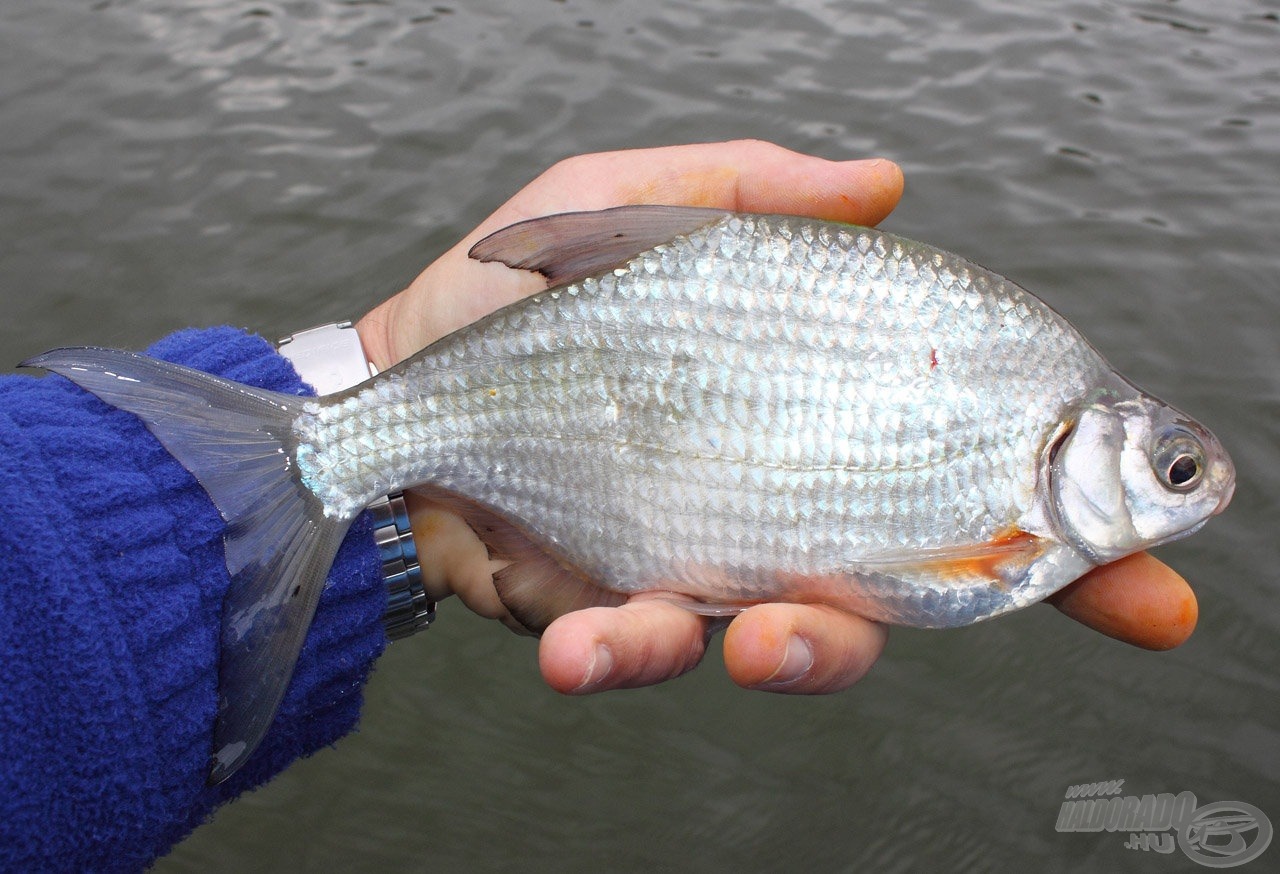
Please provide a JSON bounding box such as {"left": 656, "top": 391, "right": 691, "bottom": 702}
{"left": 2, "top": 1, "right": 1277, "bottom": 871}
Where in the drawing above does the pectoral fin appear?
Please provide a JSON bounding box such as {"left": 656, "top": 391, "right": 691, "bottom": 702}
{"left": 856, "top": 530, "right": 1046, "bottom": 588}
{"left": 468, "top": 205, "right": 730, "bottom": 286}
{"left": 654, "top": 533, "right": 1047, "bottom": 620}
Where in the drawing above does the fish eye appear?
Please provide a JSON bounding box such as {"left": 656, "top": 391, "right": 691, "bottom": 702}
{"left": 1152, "top": 429, "right": 1206, "bottom": 492}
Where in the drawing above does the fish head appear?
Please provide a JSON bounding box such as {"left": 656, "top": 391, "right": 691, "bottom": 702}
{"left": 1048, "top": 391, "right": 1234, "bottom": 564}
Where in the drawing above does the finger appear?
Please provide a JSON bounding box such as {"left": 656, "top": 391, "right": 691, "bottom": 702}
{"left": 722, "top": 603, "right": 887, "bottom": 693}
{"left": 539, "top": 598, "right": 707, "bottom": 694}
{"left": 1047, "top": 551, "right": 1198, "bottom": 651}
{"left": 543, "top": 139, "right": 904, "bottom": 228}
{"left": 403, "top": 491, "right": 516, "bottom": 623}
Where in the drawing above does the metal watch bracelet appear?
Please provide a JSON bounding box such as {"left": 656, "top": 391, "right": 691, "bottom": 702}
{"left": 278, "top": 322, "right": 435, "bottom": 641}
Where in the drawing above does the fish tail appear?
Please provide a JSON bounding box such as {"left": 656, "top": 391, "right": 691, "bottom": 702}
{"left": 22, "top": 347, "right": 352, "bottom": 784}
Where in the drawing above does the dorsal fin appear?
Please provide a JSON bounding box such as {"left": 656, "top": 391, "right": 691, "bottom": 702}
{"left": 467, "top": 205, "right": 730, "bottom": 286}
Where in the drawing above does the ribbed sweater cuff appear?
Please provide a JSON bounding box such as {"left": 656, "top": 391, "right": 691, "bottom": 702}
{"left": 0, "top": 327, "right": 386, "bottom": 872}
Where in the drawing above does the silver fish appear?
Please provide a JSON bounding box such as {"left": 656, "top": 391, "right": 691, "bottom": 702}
{"left": 24, "top": 205, "right": 1234, "bottom": 782}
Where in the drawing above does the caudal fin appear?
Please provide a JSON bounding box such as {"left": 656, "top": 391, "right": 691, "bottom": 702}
{"left": 22, "top": 347, "right": 352, "bottom": 783}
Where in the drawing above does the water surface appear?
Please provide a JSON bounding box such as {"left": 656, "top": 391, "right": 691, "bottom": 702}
{"left": 2, "top": 2, "right": 1277, "bottom": 871}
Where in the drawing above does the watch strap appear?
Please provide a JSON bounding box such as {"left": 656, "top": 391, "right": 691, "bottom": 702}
{"left": 370, "top": 493, "right": 435, "bottom": 640}
{"left": 276, "top": 320, "right": 377, "bottom": 395}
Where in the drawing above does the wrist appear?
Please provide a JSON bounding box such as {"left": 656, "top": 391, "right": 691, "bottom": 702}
{"left": 355, "top": 301, "right": 401, "bottom": 373}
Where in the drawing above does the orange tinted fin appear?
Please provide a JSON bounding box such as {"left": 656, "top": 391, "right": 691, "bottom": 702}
{"left": 857, "top": 530, "right": 1045, "bottom": 587}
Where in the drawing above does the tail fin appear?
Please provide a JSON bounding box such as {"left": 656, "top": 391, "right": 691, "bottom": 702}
{"left": 23, "top": 347, "right": 352, "bottom": 783}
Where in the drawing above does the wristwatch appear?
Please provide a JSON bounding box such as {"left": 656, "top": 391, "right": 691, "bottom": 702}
{"left": 278, "top": 321, "right": 436, "bottom": 641}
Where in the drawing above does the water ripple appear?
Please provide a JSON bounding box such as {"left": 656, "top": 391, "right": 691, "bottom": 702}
{"left": 2, "top": 2, "right": 1276, "bottom": 871}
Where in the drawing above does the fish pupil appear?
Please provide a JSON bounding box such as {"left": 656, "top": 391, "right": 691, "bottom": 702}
{"left": 1168, "top": 454, "right": 1200, "bottom": 487}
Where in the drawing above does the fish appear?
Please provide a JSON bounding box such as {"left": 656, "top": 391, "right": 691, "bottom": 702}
{"left": 22, "top": 205, "right": 1235, "bottom": 782}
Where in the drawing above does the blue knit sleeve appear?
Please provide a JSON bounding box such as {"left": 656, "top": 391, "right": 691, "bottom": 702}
{"left": 0, "top": 327, "right": 387, "bottom": 873}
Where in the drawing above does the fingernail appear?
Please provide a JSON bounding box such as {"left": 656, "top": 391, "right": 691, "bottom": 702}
{"left": 574, "top": 643, "right": 614, "bottom": 693}
{"left": 760, "top": 635, "right": 814, "bottom": 689}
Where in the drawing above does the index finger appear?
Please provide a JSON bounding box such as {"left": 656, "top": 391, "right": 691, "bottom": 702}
{"left": 532, "top": 139, "right": 904, "bottom": 228}
{"left": 1048, "top": 551, "right": 1198, "bottom": 650}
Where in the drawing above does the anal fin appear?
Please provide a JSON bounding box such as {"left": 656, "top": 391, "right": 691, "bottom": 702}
{"left": 492, "top": 550, "right": 627, "bottom": 636}
{"left": 411, "top": 485, "right": 626, "bottom": 635}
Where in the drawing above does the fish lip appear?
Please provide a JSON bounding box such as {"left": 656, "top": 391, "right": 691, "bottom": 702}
{"left": 1147, "top": 518, "right": 1210, "bottom": 549}
{"left": 1213, "top": 475, "right": 1236, "bottom": 516}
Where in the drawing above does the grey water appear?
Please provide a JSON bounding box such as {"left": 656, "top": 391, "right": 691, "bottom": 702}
{"left": 2, "top": 1, "right": 1277, "bottom": 871}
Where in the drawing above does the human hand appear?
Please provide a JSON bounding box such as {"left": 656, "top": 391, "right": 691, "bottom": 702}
{"left": 357, "top": 140, "right": 1197, "bottom": 697}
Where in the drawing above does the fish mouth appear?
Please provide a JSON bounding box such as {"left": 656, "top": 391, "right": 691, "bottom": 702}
{"left": 1213, "top": 478, "right": 1235, "bottom": 515}
{"left": 1148, "top": 519, "right": 1210, "bottom": 550}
